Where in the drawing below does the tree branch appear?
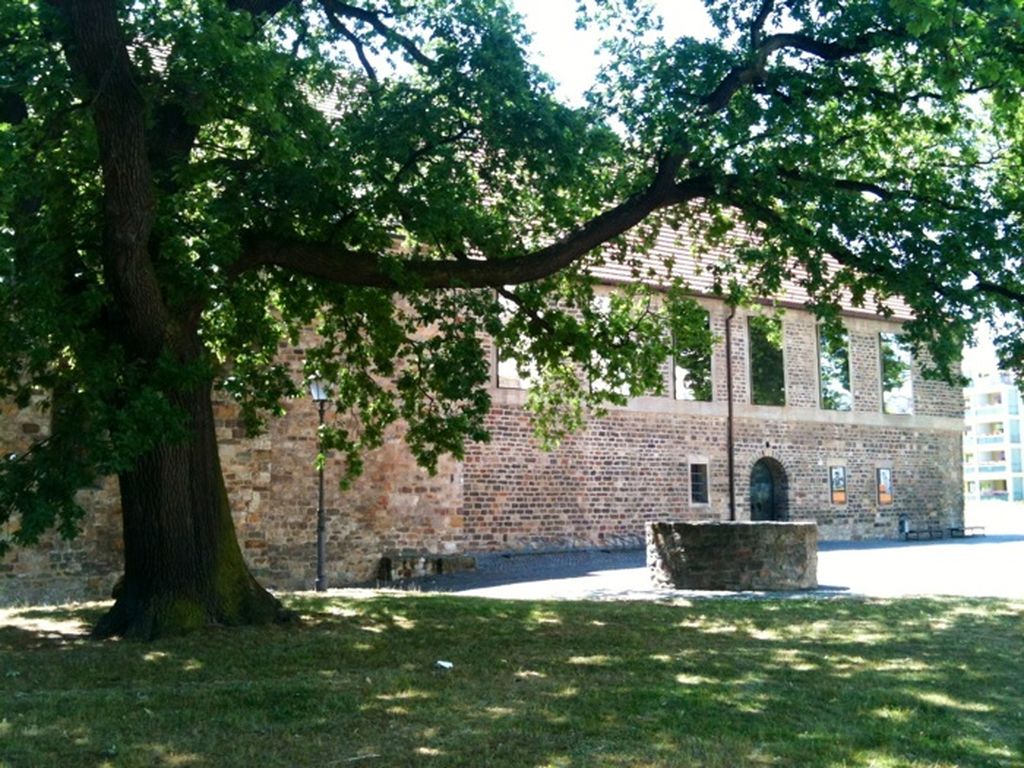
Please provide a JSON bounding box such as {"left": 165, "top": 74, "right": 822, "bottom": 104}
{"left": 236, "top": 156, "right": 711, "bottom": 289}
{"left": 148, "top": 0, "right": 294, "bottom": 183}
{"left": 975, "top": 279, "right": 1024, "bottom": 309}
{"left": 48, "top": 0, "right": 170, "bottom": 356}
{"left": 701, "top": 30, "right": 878, "bottom": 112}
{"left": 749, "top": 0, "right": 774, "bottom": 50}
{"left": 389, "top": 125, "right": 474, "bottom": 187}
{"left": 325, "top": 12, "right": 379, "bottom": 84}
{"left": 760, "top": 32, "right": 876, "bottom": 61}
{"left": 777, "top": 169, "right": 895, "bottom": 201}
{"left": 717, "top": 183, "right": 972, "bottom": 316}
{"left": 226, "top": 0, "right": 293, "bottom": 16}
{"left": 778, "top": 167, "right": 984, "bottom": 215}
{"left": 320, "top": 0, "right": 434, "bottom": 69}
{"left": 701, "top": 66, "right": 763, "bottom": 113}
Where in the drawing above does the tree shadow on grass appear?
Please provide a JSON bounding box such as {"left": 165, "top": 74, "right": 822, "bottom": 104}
{"left": 0, "top": 603, "right": 101, "bottom": 650}
{"left": 337, "top": 596, "right": 1024, "bottom": 767}
{"left": 0, "top": 595, "right": 1020, "bottom": 767}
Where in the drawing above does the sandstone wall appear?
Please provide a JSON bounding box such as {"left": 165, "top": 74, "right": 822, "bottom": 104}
{"left": 0, "top": 400, "right": 122, "bottom": 604}
{"left": 459, "top": 402, "right": 963, "bottom": 552}
{"left": 647, "top": 521, "right": 818, "bottom": 591}
{"left": 1, "top": 302, "right": 964, "bottom": 604}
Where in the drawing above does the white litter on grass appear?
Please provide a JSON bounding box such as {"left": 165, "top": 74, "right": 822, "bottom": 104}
{"left": 435, "top": 660, "right": 454, "bottom": 670}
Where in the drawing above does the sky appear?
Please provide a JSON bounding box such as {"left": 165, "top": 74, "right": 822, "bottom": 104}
{"left": 963, "top": 324, "right": 1003, "bottom": 381}
{"left": 513, "top": 0, "right": 715, "bottom": 105}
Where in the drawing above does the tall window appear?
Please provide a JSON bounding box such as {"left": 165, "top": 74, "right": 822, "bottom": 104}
{"left": 829, "top": 465, "right": 847, "bottom": 504}
{"left": 674, "top": 310, "right": 713, "bottom": 402}
{"left": 818, "top": 325, "right": 852, "bottom": 411}
{"left": 877, "top": 467, "right": 893, "bottom": 505}
{"left": 690, "top": 462, "right": 710, "bottom": 505}
{"left": 749, "top": 315, "right": 785, "bottom": 406}
{"left": 880, "top": 332, "right": 913, "bottom": 414}
{"left": 588, "top": 295, "right": 629, "bottom": 397}
{"left": 496, "top": 293, "right": 536, "bottom": 389}
{"left": 497, "top": 353, "right": 535, "bottom": 389}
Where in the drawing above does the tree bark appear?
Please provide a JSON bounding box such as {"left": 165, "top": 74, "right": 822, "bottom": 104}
{"left": 92, "top": 376, "right": 291, "bottom": 640}
{"left": 46, "top": 0, "right": 289, "bottom": 639}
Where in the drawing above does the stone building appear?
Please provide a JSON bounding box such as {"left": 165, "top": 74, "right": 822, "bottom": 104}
{"left": 0, "top": 242, "right": 965, "bottom": 603}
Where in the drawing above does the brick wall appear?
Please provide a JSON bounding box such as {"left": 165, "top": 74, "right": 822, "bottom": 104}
{"left": 0, "top": 400, "right": 123, "bottom": 604}
{"left": 1, "top": 300, "right": 965, "bottom": 603}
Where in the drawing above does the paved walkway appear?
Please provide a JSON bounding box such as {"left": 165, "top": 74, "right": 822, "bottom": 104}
{"left": 412, "top": 532, "right": 1024, "bottom": 602}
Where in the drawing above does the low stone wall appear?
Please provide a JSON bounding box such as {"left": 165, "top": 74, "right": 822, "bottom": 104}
{"left": 647, "top": 521, "right": 818, "bottom": 590}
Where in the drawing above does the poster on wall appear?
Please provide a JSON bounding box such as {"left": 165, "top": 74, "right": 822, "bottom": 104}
{"left": 830, "top": 466, "right": 847, "bottom": 504}
{"left": 877, "top": 468, "right": 893, "bottom": 505}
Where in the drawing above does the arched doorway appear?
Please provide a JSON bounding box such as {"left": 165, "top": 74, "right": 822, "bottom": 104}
{"left": 749, "top": 457, "right": 788, "bottom": 521}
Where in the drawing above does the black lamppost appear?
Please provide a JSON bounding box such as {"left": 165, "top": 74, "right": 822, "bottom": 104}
{"left": 309, "top": 377, "right": 329, "bottom": 591}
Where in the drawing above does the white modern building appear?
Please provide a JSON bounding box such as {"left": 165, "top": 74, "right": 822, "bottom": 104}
{"left": 963, "top": 371, "right": 1024, "bottom": 502}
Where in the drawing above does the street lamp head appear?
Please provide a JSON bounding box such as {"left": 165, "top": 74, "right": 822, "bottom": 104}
{"left": 308, "top": 377, "right": 329, "bottom": 403}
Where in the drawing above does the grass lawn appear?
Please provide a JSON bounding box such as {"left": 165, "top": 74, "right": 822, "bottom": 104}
{"left": 1, "top": 594, "right": 1021, "bottom": 767}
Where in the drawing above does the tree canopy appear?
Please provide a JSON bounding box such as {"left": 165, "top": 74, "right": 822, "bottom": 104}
{"left": 1, "top": 0, "right": 1022, "bottom": 636}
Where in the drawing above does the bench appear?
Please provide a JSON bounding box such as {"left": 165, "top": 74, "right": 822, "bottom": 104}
{"left": 903, "top": 526, "right": 945, "bottom": 541}
{"left": 948, "top": 525, "right": 986, "bottom": 538}
{"left": 377, "top": 552, "right": 476, "bottom": 583}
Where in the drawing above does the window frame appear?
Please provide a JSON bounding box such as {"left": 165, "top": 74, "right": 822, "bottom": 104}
{"left": 817, "top": 324, "right": 852, "bottom": 411}
{"left": 876, "top": 467, "right": 893, "bottom": 506}
{"left": 673, "top": 309, "right": 714, "bottom": 403}
{"left": 689, "top": 461, "right": 710, "bottom": 506}
{"left": 879, "top": 332, "right": 914, "bottom": 415}
{"left": 748, "top": 314, "right": 786, "bottom": 407}
{"left": 829, "top": 465, "right": 848, "bottom": 505}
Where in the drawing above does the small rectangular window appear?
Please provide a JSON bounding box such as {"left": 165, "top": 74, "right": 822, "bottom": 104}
{"left": 690, "top": 463, "right": 710, "bottom": 505}
{"left": 819, "top": 325, "right": 852, "bottom": 411}
{"left": 880, "top": 333, "right": 913, "bottom": 414}
{"left": 876, "top": 467, "right": 893, "bottom": 506}
{"left": 829, "top": 465, "right": 847, "bottom": 504}
{"left": 749, "top": 315, "right": 785, "bottom": 406}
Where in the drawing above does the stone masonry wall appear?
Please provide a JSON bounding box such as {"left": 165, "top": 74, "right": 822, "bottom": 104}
{"left": 647, "top": 521, "right": 818, "bottom": 590}
{"left": 0, "top": 400, "right": 123, "bottom": 604}
{"left": 459, "top": 404, "right": 962, "bottom": 550}
{"left": 1, "top": 301, "right": 964, "bottom": 604}
{"left": 460, "top": 407, "right": 724, "bottom": 552}
{"left": 783, "top": 312, "right": 820, "bottom": 409}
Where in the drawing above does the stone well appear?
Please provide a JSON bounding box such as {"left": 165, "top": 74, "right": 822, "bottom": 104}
{"left": 646, "top": 521, "right": 818, "bottom": 591}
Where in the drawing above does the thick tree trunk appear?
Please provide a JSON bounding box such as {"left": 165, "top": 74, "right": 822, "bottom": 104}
{"left": 50, "top": 0, "right": 291, "bottom": 639}
{"left": 92, "top": 382, "right": 292, "bottom": 640}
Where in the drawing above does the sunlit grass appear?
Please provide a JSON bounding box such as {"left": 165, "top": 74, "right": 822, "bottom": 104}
{"left": 0, "top": 595, "right": 1021, "bottom": 767}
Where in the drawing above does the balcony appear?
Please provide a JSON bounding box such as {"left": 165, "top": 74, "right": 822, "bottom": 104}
{"left": 973, "top": 406, "right": 1006, "bottom": 417}
{"left": 975, "top": 435, "right": 1007, "bottom": 445}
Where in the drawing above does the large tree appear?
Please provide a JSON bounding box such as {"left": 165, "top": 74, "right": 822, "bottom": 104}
{"left": 0, "top": 0, "right": 1018, "bottom": 638}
